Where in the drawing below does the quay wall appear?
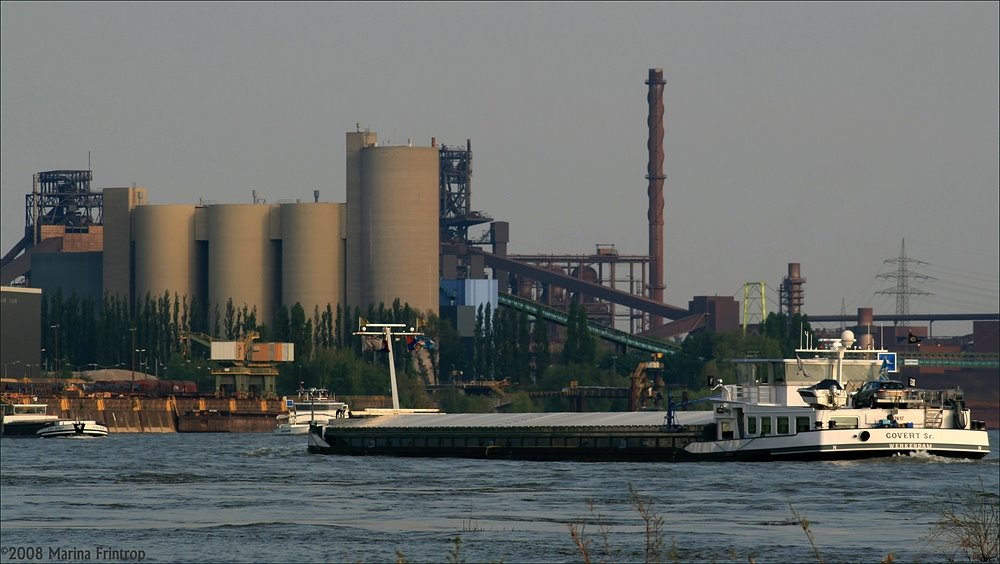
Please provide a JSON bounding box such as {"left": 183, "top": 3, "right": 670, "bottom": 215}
{"left": 49, "top": 397, "right": 288, "bottom": 433}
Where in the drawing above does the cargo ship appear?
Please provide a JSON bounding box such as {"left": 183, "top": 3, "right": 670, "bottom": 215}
{"left": 307, "top": 331, "right": 990, "bottom": 461}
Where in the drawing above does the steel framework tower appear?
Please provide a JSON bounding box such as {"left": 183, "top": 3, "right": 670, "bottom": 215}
{"left": 875, "top": 239, "right": 933, "bottom": 326}
{"left": 742, "top": 281, "right": 766, "bottom": 335}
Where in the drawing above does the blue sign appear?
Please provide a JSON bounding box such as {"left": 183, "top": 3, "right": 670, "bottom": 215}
{"left": 877, "top": 352, "right": 898, "bottom": 373}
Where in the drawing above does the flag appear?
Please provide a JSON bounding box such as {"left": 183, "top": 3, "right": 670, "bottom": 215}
{"left": 406, "top": 335, "right": 437, "bottom": 352}
{"left": 907, "top": 332, "right": 921, "bottom": 344}
{"left": 359, "top": 317, "right": 370, "bottom": 331}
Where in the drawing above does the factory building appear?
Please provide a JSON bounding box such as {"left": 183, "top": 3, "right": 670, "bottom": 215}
{"left": 4, "top": 71, "right": 843, "bottom": 348}
{"left": 4, "top": 131, "right": 440, "bottom": 331}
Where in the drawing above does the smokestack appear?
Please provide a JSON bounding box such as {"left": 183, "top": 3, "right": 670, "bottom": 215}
{"left": 646, "top": 68, "right": 666, "bottom": 326}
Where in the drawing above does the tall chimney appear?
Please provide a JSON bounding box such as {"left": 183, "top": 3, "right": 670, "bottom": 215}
{"left": 646, "top": 68, "right": 666, "bottom": 326}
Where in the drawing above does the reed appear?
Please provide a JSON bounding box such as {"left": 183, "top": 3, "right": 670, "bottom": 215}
{"left": 922, "top": 477, "right": 999, "bottom": 562}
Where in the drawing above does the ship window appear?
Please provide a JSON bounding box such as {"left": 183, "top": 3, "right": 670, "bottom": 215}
{"left": 566, "top": 437, "right": 580, "bottom": 447}
{"left": 796, "top": 417, "right": 811, "bottom": 433}
{"left": 777, "top": 417, "right": 790, "bottom": 435}
{"left": 756, "top": 365, "right": 769, "bottom": 384}
{"left": 830, "top": 416, "right": 859, "bottom": 429}
{"left": 747, "top": 417, "right": 757, "bottom": 436}
{"left": 761, "top": 417, "right": 772, "bottom": 436}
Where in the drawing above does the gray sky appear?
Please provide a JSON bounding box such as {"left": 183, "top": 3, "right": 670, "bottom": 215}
{"left": 2, "top": 2, "right": 997, "bottom": 335}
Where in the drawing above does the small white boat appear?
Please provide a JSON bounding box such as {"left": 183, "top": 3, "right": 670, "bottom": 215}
{"left": 797, "top": 378, "right": 850, "bottom": 409}
{"left": 274, "top": 388, "right": 350, "bottom": 435}
{"left": 2, "top": 397, "right": 60, "bottom": 436}
{"left": 37, "top": 419, "right": 109, "bottom": 438}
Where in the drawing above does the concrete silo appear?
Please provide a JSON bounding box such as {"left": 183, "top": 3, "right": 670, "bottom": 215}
{"left": 359, "top": 145, "right": 439, "bottom": 316}
{"left": 345, "top": 130, "right": 377, "bottom": 310}
{"left": 280, "top": 202, "right": 345, "bottom": 316}
{"left": 102, "top": 186, "right": 147, "bottom": 300}
{"left": 207, "top": 204, "right": 278, "bottom": 327}
{"left": 133, "top": 205, "right": 199, "bottom": 304}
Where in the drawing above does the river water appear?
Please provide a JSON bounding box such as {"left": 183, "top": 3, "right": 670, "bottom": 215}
{"left": 1, "top": 430, "right": 997, "bottom": 563}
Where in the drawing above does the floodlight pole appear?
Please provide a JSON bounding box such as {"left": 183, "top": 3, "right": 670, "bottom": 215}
{"left": 354, "top": 322, "right": 423, "bottom": 410}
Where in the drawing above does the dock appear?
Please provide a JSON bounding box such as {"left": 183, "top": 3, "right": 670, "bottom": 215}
{"left": 38, "top": 397, "right": 287, "bottom": 433}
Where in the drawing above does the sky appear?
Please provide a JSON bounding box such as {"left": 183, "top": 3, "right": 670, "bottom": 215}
{"left": 2, "top": 2, "right": 998, "bottom": 336}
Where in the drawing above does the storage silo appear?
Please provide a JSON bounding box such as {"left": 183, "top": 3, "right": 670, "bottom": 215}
{"left": 133, "top": 205, "right": 199, "bottom": 304}
{"left": 345, "top": 130, "right": 377, "bottom": 310}
{"left": 208, "top": 204, "right": 277, "bottom": 328}
{"left": 360, "top": 145, "right": 439, "bottom": 316}
{"left": 281, "top": 202, "right": 345, "bottom": 315}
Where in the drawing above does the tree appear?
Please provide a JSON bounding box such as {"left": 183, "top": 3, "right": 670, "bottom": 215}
{"left": 289, "top": 303, "right": 311, "bottom": 361}
{"left": 273, "top": 304, "right": 290, "bottom": 342}
{"left": 562, "top": 299, "right": 595, "bottom": 366}
{"left": 532, "top": 317, "right": 551, "bottom": 379}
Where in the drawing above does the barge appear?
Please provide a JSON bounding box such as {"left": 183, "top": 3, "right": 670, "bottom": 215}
{"left": 307, "top": 330, "right": 990, "bottom": 461}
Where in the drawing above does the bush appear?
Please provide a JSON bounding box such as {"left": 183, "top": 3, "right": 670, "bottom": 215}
{"left": 922, "top": 478, "right": 999, "bottom": 562}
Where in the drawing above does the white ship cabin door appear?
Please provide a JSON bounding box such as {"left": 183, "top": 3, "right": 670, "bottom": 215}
{"left": 717, "top": 412, "right": 739, "bottom": 440}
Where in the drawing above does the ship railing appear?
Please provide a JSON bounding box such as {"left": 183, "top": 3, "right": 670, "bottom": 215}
{"left": 721, "top": 385, "right": 773, "bottom": 405}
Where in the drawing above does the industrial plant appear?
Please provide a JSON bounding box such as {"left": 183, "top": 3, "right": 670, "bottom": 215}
{"left": 2, "top": 68, "right": 996, "bottom": 397}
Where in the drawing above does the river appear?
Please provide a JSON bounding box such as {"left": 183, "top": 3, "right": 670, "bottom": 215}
{"left": 1, "top": 430, "right": 997, "bottom": 563}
